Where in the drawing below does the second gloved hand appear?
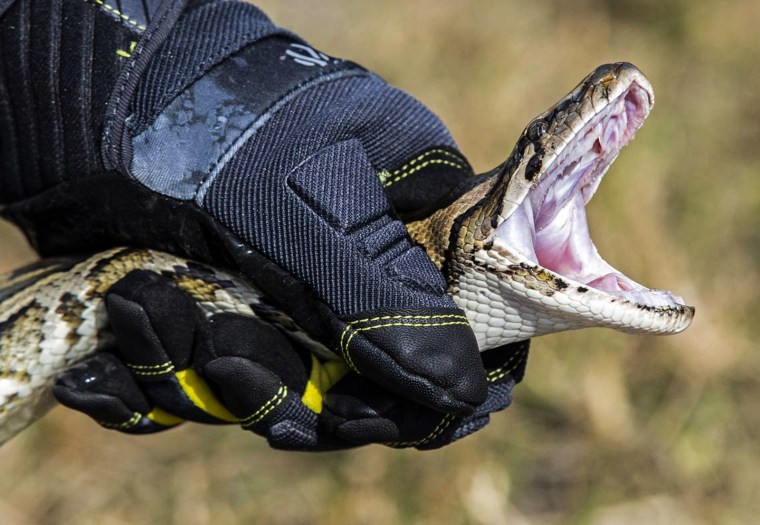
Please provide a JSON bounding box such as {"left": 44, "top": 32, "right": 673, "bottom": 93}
{"left": 54, "top": 270, "right": 529, "bottom": 451}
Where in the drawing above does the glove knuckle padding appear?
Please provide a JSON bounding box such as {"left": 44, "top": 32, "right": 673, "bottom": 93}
{"left": 206, "top": 314, "right": 309, "bottom": 395}
{"left": 105, "top": 270, "right": 202, "bottom": 370}
{"left": 203, "top": 357, "right": 283, "bottom": 419}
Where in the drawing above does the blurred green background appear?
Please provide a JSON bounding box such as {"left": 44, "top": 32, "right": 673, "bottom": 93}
{"left": 2, "top": 0, "right": 760, "bottom": 523}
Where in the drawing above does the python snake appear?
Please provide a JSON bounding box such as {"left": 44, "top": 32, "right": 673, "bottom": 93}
{"left": 0, "top": 62, "right": 695, "bottom": 446}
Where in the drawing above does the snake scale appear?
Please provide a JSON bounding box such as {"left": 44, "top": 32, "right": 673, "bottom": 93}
{"left": 0, "top": 63, "right": 694, "bottom": 446}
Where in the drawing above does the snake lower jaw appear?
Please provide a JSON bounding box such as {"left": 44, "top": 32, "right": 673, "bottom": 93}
{"left": 458, "top": 245, "right": 695, "bottom": 350}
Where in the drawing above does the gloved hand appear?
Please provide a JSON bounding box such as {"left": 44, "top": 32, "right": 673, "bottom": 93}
{"left": 0, "top": 0, "right": 492, "bottom": 415}
{"left": 54, "top": 270, "right": 529, "bottom": 451}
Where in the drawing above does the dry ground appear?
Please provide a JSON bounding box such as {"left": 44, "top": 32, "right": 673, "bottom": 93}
{"left": 1, "top": 0, "right": 760, "bottom": 523}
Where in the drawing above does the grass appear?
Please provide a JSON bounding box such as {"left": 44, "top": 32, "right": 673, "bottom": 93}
{"left": 1, "top": 0, "right": 759, "bottom": 523}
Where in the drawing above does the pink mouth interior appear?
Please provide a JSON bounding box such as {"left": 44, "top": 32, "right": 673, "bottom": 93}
{"left": 495, "top": 84, "right": 684, "bottom": 307}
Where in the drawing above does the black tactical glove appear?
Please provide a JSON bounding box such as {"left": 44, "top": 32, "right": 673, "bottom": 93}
{"left": 0, "top": 0, "right": 494, "bottom": 415}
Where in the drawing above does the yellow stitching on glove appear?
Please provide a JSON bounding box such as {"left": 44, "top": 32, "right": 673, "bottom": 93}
{"left": 384, "top": 159, "right": 469, "bottom": 187}
{"left": 348, "top": 313, "right": 467, "bottom": 326}
{"left": 146, "top": 407, "right": 185, "bottom": 427}
{"left": 91, "top": 0, "right": 147, "bottom": 31}
{"left": 116, "top": 41, "right": 138, "bottom": 58}
{"left": 174, "top": 369, "right": 239, "bottom": 423}
{"left": 341, "top": 320, "right": 471, "bottom": 371}
{"left": 487, "top": 349, "right": 528, "bottom": 382}
{"left": 377, "top": 149, "right": 468, "bottom": 186}
{"left": 127, "top": 361, "right": 175, "bottom": 376}
{"left": 388, "top": 413, "right": 456, "bottom": 448}
{"left": 99, "top": 411, "right": 142, "bottom": 430}
{"left": 126, "top": 360, "right": 172, "bottom": 370}
{"left": 301, "top": 355, "right": 350, "bottom": 413}
{"left": 240, "top": 386, "right": 288, "bottom": 428}
{"left": 337, "top": 315, "right": 470, "bottom": 371}
{"left": 390, "top": 149, "right": 464, "bottom": 175}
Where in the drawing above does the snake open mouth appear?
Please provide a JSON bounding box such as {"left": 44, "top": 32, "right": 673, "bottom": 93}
{"left": 493, "top": 77, "right": 685, "bottom": 309}
{"left": 412, "top": 62, "right": 693, "bottom": 345}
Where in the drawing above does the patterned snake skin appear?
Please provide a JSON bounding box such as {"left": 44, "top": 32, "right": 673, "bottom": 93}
{"left": 0, "top": 63, "right": 694, "bottom": 446}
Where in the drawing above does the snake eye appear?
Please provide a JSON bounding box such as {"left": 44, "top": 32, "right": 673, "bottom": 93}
{"left": 527, "top": 119, "right": 548, "bottom": 141}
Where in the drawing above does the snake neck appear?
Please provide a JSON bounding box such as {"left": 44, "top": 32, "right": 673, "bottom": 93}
{"left": 407, "top": 175, "right": 500, "bottom": 272}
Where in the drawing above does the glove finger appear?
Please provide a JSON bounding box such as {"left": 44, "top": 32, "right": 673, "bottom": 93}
{"left": 418, "top": 355, "right": 529, "bottom": 450}
{"left": 53, "top": 353, "right": 182, "bottom": 434}
{"left": 409, "top": 342, "right": 532, "bottom": 449}
{"left": 205, "top": 309, "right": 376, "bottom": 450}
{"left": 105, "top": 270, "right": 235, "bottom": 423}
{"left": 204, "top": 354, "right": 359, "bottom": 451}
{"left": 417, "top": 342, "right": 531, "bottom": 449}
{"left": 323, "top": 373, "right": 458, "bottom": 448}
{"left": 416, "top": 341, "right": 531, "bottom": 448}
{"left": 204, "top": 313, "right": 311, "bottom": 394}
{"left": 202, "top": 357, "right": 312, "bottom": 446}
{"left": 336, "top": 309, "right": 486, "bottom": 416}
{"left": 202, "top": 356, "right": 285, "bottom": 424}
{"left": 105, "top": 269, "right": 204, "bottom": 372}
{"left": 324, "top": 341, "right": 531, "bottom": 449}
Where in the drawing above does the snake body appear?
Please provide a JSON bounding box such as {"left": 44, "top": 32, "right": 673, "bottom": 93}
{"left": 0, "top": 63, "right": 694, "bottom": 446}
{"left": 0, "top": 248, "right": 314, "bottom": 445}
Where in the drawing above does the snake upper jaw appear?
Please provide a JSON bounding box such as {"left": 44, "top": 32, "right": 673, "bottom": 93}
{"left": 488, "top": 62, "right": 655, "bottom": 232}
{"left": 446, "top": 63, "right": 694, "bottom": 349}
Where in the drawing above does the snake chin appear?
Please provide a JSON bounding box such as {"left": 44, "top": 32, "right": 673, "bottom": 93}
{"left": 493, "top": 80, "right": 685, "bottom": 310}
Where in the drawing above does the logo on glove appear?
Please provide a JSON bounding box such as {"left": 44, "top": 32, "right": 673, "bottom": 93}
{"left": 282, "top": 43, "right": 331, "bottom": 67}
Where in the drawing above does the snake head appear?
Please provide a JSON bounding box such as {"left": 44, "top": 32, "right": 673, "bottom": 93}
{"left": 410, "top": 62, "right": 695, "bottom": 350}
